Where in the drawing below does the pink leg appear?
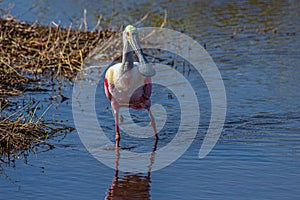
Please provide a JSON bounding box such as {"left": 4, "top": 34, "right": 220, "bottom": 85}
{"left": 111, "top": 101, "right": 120, "bottom": 148}
{"left": 148, "top": 109, "right": 158, "bottom": 140}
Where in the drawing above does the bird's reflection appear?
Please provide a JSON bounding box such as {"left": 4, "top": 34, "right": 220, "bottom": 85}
{"left": 105, "top": 140, "right": 157, "bottom": 199}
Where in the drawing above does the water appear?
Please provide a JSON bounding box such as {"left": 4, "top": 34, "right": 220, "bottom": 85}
{"left": 1, "top": 0, "right": 300, "bottom": 199}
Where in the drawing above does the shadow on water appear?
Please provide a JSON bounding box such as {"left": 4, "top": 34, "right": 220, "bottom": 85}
{"left": 105, "top": 140, "right": 157, "bottom": 199}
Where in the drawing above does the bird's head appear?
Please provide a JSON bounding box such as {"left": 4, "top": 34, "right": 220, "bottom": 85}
{"left": 123, "top": 25, "right": 156, "bottom": 77}
{"left": 124, "top": 25, "right": 137, "bottom": 40}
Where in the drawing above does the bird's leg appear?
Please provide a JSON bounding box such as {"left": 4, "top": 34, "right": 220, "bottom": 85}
{"left": 114, "top": 110, "right": 120, "bottom": 147}
{"left": 112, "top": 101, "right": 120, "bottom": 148}
{"left": 148, "top": 109, "right": 158, "bottom": 140}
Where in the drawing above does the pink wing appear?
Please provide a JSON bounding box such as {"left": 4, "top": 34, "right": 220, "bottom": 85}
{"left": 104, "top": 78, "right": 112, "bottom": 101}
{"left": 143, "top": 77, "right": 152, "bottom": 100}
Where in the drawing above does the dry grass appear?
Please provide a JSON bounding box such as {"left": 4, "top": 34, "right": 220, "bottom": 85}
{"left": 0, "top": 114, "right": 74, "bottom": 164}
{"left": 1, "top": 119, "right": 58, "bottom": 161}
{"left": 0, "top": 99, "right": 75, "bottom": 163}
{"left": 0, "top": 16, "right": 116, "bottom": 96}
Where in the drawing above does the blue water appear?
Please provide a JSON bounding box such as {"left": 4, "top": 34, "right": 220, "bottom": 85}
{"left": 1, "top": 0, "right": 300, "bottom": 199}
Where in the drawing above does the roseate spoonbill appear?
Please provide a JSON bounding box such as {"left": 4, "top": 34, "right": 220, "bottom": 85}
{"left": 104, "top": 25, "right": 157, "bottom": 147}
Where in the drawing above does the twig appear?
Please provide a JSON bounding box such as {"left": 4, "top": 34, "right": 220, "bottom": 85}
{"left": 83, "top": 9, "right": 88, "bottom": 31}
{"left": 141, "top": 9, "right": 168, "bottom": 42}
{"left": 92, "top": 14, "right": 102, "bottom": 32}
{"left": 4, "top": 101, "right": 33, "bottom": 121}
{"left": 36, "top": 103, "right": 53, "bottom": 124}
{"left": 0, "top": 58, "right": 22, "bottom": 77}
{"left": 160, "top": 9, "right": 168, "bottom": 28}
{"left": 134, "top": 11, "right": 152, "bottom": 26}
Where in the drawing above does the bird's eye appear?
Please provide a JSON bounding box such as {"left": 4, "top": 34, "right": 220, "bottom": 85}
{"left": 126, "top": 32, "right": 130, "bottom": 37}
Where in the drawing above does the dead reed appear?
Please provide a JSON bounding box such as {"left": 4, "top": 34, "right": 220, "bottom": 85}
{"left": 0, "top": 16, "right": 116, "bottom": 96}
